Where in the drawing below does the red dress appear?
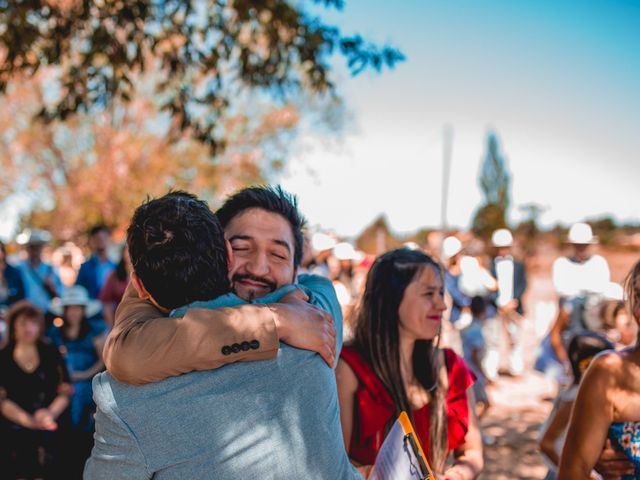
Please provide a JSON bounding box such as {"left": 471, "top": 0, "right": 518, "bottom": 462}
{"left": 340, "top": 346, "right": 475, "bottom": 465}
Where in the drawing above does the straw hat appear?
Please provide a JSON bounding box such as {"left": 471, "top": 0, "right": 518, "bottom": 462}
{"left": 49, "top": 285, "right": 102, "bottom": 318}
{"left": 567, "top": 222, "right": 598, "bottom": 245}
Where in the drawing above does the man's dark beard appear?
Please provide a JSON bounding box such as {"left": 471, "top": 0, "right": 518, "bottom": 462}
{"left": 231, "top": 273, "right": 277, "bottom": 300}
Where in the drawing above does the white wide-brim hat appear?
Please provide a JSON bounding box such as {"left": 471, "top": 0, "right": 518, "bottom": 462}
{"left": 333, "top": 242, "right": 363, "bottom": 261}
{"left": 16, "top": 228, "right": 52, "bottom": 246}
{"left": 442, "top": 236, "right": 462, "bottom": 260}
{"left": 311, "top": 232, "right": 337, "bottom": 253}
{"left": 567, "top": 222, "right": 598, "bottom": 245}
{"left": 49, "top": 285, "right": 102, "bottom": 318}
{"left": 491, "top": 228, "right": 513, "bottom": 247}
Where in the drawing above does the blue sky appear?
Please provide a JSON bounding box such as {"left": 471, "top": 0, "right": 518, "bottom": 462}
{"left": 282, "top": 0, "right": 640, "bottom": 237}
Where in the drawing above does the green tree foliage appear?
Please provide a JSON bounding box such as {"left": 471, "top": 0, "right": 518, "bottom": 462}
{"left": 471, "top": 132, "right": 511, "bottom": 239}
{"left": 0, "top": 73, "right": 301, "bottom": 240}
{"left": 0, "top": 0, "right": 404, "bottom": 153}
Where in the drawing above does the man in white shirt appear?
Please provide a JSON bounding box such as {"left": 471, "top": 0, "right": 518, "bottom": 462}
{"left": 552, "top": 222, "right": 610, "bottom": 299}
{"left": 485, "top": 229, "right": 528, "bottom": 378}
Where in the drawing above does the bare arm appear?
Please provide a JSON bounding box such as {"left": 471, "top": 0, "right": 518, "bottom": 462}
{"left": 1, "top": 398, "right": 36, "bottom": 428}
{"left": 336, "top": 358, "right": 358, "bottom": 451}
{"left": 444, "top": 390, "right": 484, "bottom": 480}
{"left": 105, "top": 284, "right": 336, "bottom": 385}
{"left": 550, "top": 308, "right": 570, "bottom": 364}
{"left": 539, "top": 398, "right": 573, "bottom": 468}
{"left": 557, "top": 355, "right": 616, "bottom": 479}
{"left": 104, "top": 284, "right": 280, "bottom": 385}
{"left": 47, "top": 388, "right": 71, "bottom": 419}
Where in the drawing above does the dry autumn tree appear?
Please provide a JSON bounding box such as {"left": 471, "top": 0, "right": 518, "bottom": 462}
{"left": 0, "top": 0, "right": 403, "bottom": 239}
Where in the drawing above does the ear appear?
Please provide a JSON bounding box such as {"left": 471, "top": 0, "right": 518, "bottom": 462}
{"left": 225, "top": 239, "right": 234, "bottom": 274}
{"left": 131, "top": 272, "right": 169, "bottom": 313}
{"left": 131, "top": 272, "right": 152, "bottom": 300}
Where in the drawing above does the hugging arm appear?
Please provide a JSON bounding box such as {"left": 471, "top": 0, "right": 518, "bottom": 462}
{"left": 104, "top": 281, "right": 337, "bottom": 385}
{"left": 557, "top": 355, "right": 616, "bottom": 480}
{"left": 103, "top": 284, "right": 280, "bottom": 385}
{"left": 444, "top": 390, "right": 484, "bottom": 480}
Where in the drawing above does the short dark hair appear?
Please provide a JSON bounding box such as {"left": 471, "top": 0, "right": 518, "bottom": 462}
{"left": 127, "top": 191, "right": 230, "bottom": 309}
{"left": 89, "top": 224, "right": 110, "bottom": 237}
{"left": 470, "top": 296, "right": 486, "bottom": 316}
{"left": 216, "top": 185, "right": 306, "bottom": 268}
{"left": 568, "top": 332, "right": 614, "bottom": 384}
{"left": 6, "top": 300, "right": 44, "bottom": 346}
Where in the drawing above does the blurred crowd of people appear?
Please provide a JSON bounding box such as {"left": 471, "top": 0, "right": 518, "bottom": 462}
{"left": 0, "top": 212, "right": 638, "bottom": 479}
{"left": 0, "top": 225, "right": 131, "bottom": 478}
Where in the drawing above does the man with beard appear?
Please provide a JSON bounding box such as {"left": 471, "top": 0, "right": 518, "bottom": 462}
{"left": 86, "top": 188, "right": 359, "bottom": 478}
{"left": 102, "top": 186, "right": 337, "bottom": 384}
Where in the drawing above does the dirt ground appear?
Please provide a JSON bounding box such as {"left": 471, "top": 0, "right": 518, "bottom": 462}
{"left": 479, "top": 374, "right": 555, "bottom": 479}
{"left": 447, "top": 244, "right": 640, "bottom": 479}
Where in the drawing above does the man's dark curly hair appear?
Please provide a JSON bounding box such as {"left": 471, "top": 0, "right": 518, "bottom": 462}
{"left": 127, "top": 191, "right": 230, "bottom": 310}
{"left": 216, "top": 185, "right": 306, "bottom": 268}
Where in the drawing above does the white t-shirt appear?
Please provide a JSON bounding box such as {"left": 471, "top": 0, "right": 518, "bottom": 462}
{"left": 552, "top": 255, "right": 610, "bottom": 297}
{"left": 495, "top": 257, "right": 514, "bottom": 307}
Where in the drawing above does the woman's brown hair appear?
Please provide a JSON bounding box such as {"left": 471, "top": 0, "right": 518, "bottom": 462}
{"left": 5, "top": 300, "right": 45, "bottom": 346}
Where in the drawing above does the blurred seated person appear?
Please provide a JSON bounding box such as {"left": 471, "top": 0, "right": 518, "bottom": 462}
{"left": 0, "top": 301, "right": 72, "bottom": 479}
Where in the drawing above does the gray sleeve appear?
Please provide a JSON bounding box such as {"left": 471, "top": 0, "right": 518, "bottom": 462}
{"left": 84, "top": 377, "right": 151, "bottom": 479}
{"left": 297, "top": 274, "right": 344, "bottom": 359}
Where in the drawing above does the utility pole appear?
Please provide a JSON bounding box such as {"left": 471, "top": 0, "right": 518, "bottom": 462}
{"left": 441, "top": 124, "right": 453, "bottom": 233}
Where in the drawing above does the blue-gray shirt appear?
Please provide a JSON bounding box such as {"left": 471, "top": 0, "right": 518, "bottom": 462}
{"left": 84, "top": 275, "right": 361, "bottom": 479}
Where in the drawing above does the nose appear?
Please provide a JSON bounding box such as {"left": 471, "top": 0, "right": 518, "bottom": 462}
{"left": 435, "top": 293, "right": 447, "bottom": 312}
{"left": 245, "top": 251, "right": 270, "bottom": 277}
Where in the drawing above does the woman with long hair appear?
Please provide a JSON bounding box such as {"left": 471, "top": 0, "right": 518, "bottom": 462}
{"left": 336, "top": 248, "right": 483, "bottom": 479}
{"left": 558, "top": 260, "right": 640, "bottom": 479}
{"left": 0, "top": 300, "right": 72, "bottom": 479}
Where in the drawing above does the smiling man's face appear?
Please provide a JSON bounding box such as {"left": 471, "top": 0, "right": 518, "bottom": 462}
{"left": 225, "top": 208, "right": 296, "bottom": 301}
